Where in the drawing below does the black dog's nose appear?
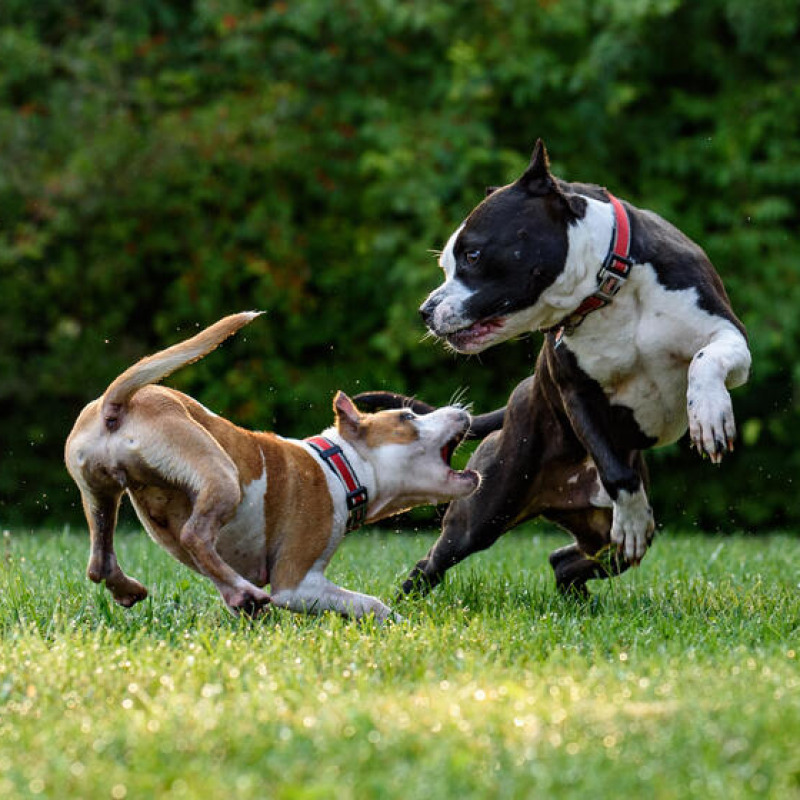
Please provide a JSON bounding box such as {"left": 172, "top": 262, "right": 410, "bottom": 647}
{"left": 419, "top": 297, "right": 436, "bottom": 328}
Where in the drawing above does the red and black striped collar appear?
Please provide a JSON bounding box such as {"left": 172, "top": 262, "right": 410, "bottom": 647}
{"left": 305, "top": 436, "right": 369, "bottom": 532}
{"left": 552, "top": 192, "right": 633, "bottom": 346}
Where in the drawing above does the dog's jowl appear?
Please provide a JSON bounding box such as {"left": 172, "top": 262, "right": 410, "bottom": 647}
{"left": 65, "top": 312, "right": 478, "bottom": 620}
{"left": 371, "top": 139, "right": 750, "bottom": 595}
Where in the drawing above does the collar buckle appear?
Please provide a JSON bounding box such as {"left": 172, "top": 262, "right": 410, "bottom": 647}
{"left": 346, "top": 488, "right": 369, "bottom": 527}
{"left": 595, "top": 253, "right": 633, "bottom": 303}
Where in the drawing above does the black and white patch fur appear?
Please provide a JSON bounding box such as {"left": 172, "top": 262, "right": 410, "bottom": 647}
{"left": 408, "top": 139, "right": 750, "bottom": 587}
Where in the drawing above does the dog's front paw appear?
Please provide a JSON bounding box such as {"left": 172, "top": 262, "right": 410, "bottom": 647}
{"left": 610, "top": 487, "right": 655, "bottom": 565}
{"left": 688, "top": 386, "right": 736, "bottom": 464}
{"left": 364, "top": 602, "right": 403, "bottom": 625}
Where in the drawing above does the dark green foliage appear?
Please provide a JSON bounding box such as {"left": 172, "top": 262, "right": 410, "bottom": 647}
{"left": 1, "top": 0, "right": 798, "bottom": 527}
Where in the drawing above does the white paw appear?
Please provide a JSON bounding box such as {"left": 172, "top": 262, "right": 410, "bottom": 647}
{"left": 610, "top": 487, "right": 655, "bottom": 564}
{"left": 687, "top": 386, "right": 736, "bottom": 464}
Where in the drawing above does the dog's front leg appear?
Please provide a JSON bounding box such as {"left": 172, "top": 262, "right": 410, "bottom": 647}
{"left": 559, "top": 392, "right": 653, "bottom": 565}
{"left": 271, "top": 572, "right": 399, "bottom": 623}
{"left": 687, "top": 328, "right": 751, "bottom": 463}
{"left": 608, "top": 484, "right": 654, "bottom": 564}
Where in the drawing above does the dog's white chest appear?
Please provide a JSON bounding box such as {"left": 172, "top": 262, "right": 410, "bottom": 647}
{"left": 564, "top": 265, "right": 726, "bottom": 445}
{"left": 216, "top": 467, "right": 268, "bottom": 583}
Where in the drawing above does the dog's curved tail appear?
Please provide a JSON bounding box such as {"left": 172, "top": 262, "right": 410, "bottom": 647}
{"left": 354, "top": 391, "right": 506, "bottom": 440}
{"left": 101, "top": 311, "right": 262, "bottom": 432}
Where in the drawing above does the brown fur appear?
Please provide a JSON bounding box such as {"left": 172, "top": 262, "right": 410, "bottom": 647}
{"left": 261, "top": 440, "right": 335, "bottom": 592}
{"left": 361, "top": 412, "right": 420, "bottom": 448}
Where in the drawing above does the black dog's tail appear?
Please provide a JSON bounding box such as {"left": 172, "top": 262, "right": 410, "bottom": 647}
{"left": 353, "top": 391, "right": 505, "bottom": 440}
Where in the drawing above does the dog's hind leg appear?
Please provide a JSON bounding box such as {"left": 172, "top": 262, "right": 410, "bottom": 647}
{"left": 66, "top": 404, "right": 148, "bottom": 607}
{"left": 119, "top": 410, "right": 271, "bottom": 616}
{"left": 545, "top": 450, "right": 648, "bottom": 595}
{"left": 177, "top": 482, "right": 269, "bottom": 616}
{"left": 81, "top": 488, "right": 149, "bottom": 607}
{"left": 173, "top": 477, "right": 271, "bottom": 616}
{"left": 546, "top": 508, "right": 630, "bottom": 596}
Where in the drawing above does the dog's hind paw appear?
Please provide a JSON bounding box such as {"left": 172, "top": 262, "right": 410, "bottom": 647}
{"left": 225, "top": 587, "right": 272, "bottom": 617}
{"left": 106, "top": 573, "right": 149, "bottom": 608}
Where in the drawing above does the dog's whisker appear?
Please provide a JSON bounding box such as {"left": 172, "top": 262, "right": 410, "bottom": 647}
{"left": 419, "top": 329, "right": 439, "bottom": 345}
{"left": 448, "top": 387, "right": 472, "bottom": 411}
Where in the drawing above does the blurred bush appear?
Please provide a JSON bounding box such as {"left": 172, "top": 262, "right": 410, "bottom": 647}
{"left": 1, "top": 0, "right": 798, "bottom": 529}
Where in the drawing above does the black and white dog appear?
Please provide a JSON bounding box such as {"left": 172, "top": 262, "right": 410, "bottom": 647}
{"left": 358, "top": 139, "right": 751, "bottom": 595}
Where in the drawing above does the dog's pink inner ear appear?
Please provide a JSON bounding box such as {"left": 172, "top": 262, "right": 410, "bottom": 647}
{"left": 333, "top": 391, "right": 361, "bottom": 438}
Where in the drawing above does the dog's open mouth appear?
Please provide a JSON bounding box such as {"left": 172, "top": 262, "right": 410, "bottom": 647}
{"left": 440, "top": 431, "right": 464, "bottom": 468}
{"left": 445, "top": 316, "right": 506, "bottom": 352}
{"left": 439, "top": 430, "right": 480, "bottom": 489}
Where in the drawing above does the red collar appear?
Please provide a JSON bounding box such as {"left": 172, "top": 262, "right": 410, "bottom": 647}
{"left": 305, "top": 436, "right": 369, "bottom": 532}
{"left": 552, "top": 192, "right": 633, "bottom": 345}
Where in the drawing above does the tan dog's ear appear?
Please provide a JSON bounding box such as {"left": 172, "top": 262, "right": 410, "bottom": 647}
{"left": 333, "top": 391, "right": 361, "bottom": 439}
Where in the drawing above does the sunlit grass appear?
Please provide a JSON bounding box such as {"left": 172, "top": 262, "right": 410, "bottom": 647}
{"left": 1, "top": 525, "right": 798, "bottom": 798}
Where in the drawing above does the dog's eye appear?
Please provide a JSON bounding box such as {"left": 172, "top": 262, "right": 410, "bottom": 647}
{"left": 465, "top": 249, "right": 481, "bottom": 266}
{"left": 399, "top": 412, "right": 415, "bottom": 422}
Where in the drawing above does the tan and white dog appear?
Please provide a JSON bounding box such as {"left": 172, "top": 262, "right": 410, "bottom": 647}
{"left": 65, "top": 312, "right": 479, "bottom": 621}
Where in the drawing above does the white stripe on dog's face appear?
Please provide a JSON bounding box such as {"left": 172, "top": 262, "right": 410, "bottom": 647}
{"left": 424, "top": 222, "right": 480, "bottom": 334}
{"left": 439, "top": 223, "right": 465, "bottom": 279}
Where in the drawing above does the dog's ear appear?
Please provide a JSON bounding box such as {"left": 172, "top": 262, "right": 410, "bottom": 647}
{"left": 517, "top": 138, "right": 553, "bottom": 196}
{"left": 560, "top": 191, "right": 587, "bottom": 220}
{"left": 333, "top": 391, "right": 362, "bottom": 439}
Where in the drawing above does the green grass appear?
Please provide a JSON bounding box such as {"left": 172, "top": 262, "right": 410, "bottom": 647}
{"left": 1, "top": 524, "right": 798, "bottom": 799}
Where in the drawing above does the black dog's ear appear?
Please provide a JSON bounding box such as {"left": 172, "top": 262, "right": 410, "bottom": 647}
{"left": 517, "top": 138, "right": 553, "bottom": 196}
{"left": 485, "top": 186, "right": 499, "bottom": 197}
{"left": 561, "top": 191, "right": 587, "bottom": 220}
